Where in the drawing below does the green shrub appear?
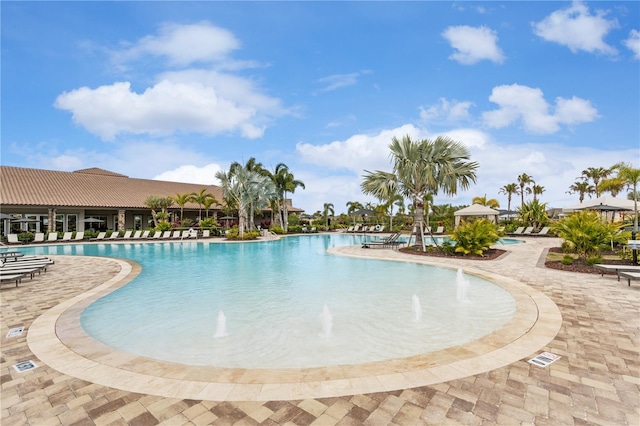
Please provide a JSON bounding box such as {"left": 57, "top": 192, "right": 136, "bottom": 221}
{"left": 551, "top": 210, "right": 629, "bottom": 260}
{"left": 561, "top": 255, "right": 574, "bottom": 265}
{"left": 561, "top": 241, "right": 574, "bottom": 253}
{"left": 225, "top": 226, "right": 259, "bottom": 240}
{"left": 287, "top": 225, "right": 303, "bottom": 233}
{"left": 288, "top": 214, "right": 301, "bottom": 226}
{"left": 18, "top": 232, "right": 34, "bottom": 242}
{"left": 199, "top": 218, "right": 218, "bottom": 229}
{"left": 450, "top": 219, "right": 501, "bottom": 256}
{"left": 586, "top": 256, "right": 602, "bottom": 266}
{"left": 155, "top": 221, "right": 172, "bottom": 232}
{"left": 270, "top": 226, "right": 285, "bottom": 234}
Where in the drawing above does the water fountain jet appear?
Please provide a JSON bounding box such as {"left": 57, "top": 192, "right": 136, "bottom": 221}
{"left": 214, "top": 310, "right": 227, "bottom": 338}
{"left": 319, "top": 305, "right": 333, "bottom": 337}
{"left": 456, "top": 268, "right": 470, "bottom": 302}
{"left": 412, "top": 294, "right": 422, "bottom": 322}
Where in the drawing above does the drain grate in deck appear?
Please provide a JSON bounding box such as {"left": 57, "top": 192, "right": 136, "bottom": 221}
{"left": 6, "top": 327, "right": 25, "bottom": 338}
{"left": 528, "top": 352, "right": 560, "bottom": 367}
{"left": 13, "top": 360, "right": 38, "bottom": 373}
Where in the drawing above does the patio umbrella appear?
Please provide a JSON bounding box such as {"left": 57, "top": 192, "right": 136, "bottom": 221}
{"left": 350, "top": 208, "right": 376, "bottom": 226}
{"left": 10, "top": 218, "right": 39, "bottom": 223}
{"left": 218, "top": 216, "right": 237, "bottom": 227}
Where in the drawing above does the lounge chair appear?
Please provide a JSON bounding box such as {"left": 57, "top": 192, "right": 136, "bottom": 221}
{"left": 121, "top": 230, "right": 133, "bottom": 239}
{"left": 0, "top": 272, "right": 27, "bottom": 287}
{"left": 302, "top": 226, "right": 308, "bottom": 233}
{"left": 619, "top": 271, "right": 640, "bottom": 287}
{"left": 362, "top": 232, "right": 401, "bottom": 249}
{"left": 510, "top": 227, "right": 525, "bottom": 235}
{"left": 91, "top": 232, "right": 107, "bottom": 241}
{"left": 523, "top": 227, "right": 534, "bottom": 235}
{"left": 434, "top": 226, "right": 445, "bottom": 234}
{"left": 132, "top": 230, "right": 143, "bottom": 239}
{"left": 0, "top": 251, "right": 24, "bottom": 262}
{"left": 74, "top": 231, "right": 84, "bottom": 241}
{"left": 536, "top": 227, "right": 550, "bottom": 236}
{"left": 6, "top": 234, "right": 21, "bottom": 245}
{"left": 33, "top": 233, "right": 45, "bottom": 243}
{"left": 593, "top": 264, "right": 640, "bottom": 281}
{"left": 47, "top": 233, "right": 58, "bottom": 243}
{"left": 182, "top": 229, "right": 197, "bottom": 239}
{"left": 202, "top": 230, "right": 210, "bottom": 238}
{"left": 310, "top": 227, "right": 317, "bottom": 233}
{"left": 61, "top": 232, "right": 73, "bottom": 242}
{"left": 161, "top": 231, "right": 172, "bottom": 239}
{"left": 152, "top": 231, "right": 162, "bottom": 239}
{"left": 171, "top": 230, "right": 181, "bottom": 239}
{"left": 346, "top": 226, "right": 354, "bottom": 233}
{"left": 141, "top": 230, "right": 150, "bottom": 239}
{"left": 108, "top": 231, "right": 120, "bottom": 240}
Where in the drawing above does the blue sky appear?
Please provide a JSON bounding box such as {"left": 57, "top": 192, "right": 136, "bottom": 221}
{"left": 2, "top": 1, "right": 639, "bottom": 214}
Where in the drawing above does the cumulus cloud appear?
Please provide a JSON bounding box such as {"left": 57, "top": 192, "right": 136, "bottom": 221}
{"left": 442, "top": 25, "right": 505, "bottom": 65}
{"left": 532, "top": 1, "right": 618, "bottom": 55}
{"left": 623, "top": 29, "right": 640, "bottom": 59}
{"left": 316, "top": 70, "right": 372, "bottom": 92}
{"left": 154, "top": 163, "right": 223, "bottom": 184}
{"left": 482, "top": 84, "right": 598, "bottom": 133}
{"left": 55, "top": 23, "right": 289, "bottom": 141}
{"left": 296, "top": 124, "right": 428, "bottom": 173}
{"left": 420, "top": 98, "right": 474, "bottom": 123}
{"left": 111, "top": 21, "right": 240, "bottom": 67}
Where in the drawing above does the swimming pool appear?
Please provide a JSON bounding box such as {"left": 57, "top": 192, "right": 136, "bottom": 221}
{"left": 19, "top": 234, "right": 516, "bottom": 369}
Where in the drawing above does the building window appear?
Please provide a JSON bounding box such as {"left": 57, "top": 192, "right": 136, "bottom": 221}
{"left": 67, "top": 214, "right": 78, "bottom": 232}
{"left": 56, "top": 214, "right": 65, "bottom": 233}
{"left": 133, "top": 215, "right": 143, "bottom": 230}
{"left": 113, "top": 215, "right": 119, "bottom": 231}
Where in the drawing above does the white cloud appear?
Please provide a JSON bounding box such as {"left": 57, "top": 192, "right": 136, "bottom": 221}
{"left": 49, "top": 154, "right": 84, "bottom": 171}
{"left": 154, "top": 163, "right": 223, "bottom": 185}
{"left": 442, "top": 25, "right": 505, "bottom": 65}
{"left": 482, "top": 84, "right": 598, "bottom": 134}
{"left": 532, "top": 1, "right": 618, "bottom": 55}
{"left": 316, "top": 70, "right": 372, "bottom": 92}
{"left": 296, "top": 124, "right": 428, "bottom": 173}
{"left": 623, "top": 29, "right": 640, "bottom": 59}
{"left": 420, "top": 98, "right": 474, "bottom": 123}
{"left": 112, "top": 21, "right": 240, "bottom": 67}
{"left": 55, "top": 23, "right": 288, "bottom": 141}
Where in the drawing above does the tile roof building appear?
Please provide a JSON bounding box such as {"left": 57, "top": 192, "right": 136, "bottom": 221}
{"left": 0, "top": 166, "right": 302, "bottom": 235}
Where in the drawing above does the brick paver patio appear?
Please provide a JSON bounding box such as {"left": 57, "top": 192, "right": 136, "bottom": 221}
{"left": 1, "top": 236, "right": 638, "bottom": 425}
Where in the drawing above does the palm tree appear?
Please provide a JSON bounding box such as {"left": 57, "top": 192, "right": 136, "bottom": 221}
{"left": 531, "top": 184, "right": 545, "bottom": 202}
{"left": 613, "top": 162, "right": 640, "bottom": 240}
{"left": 581, "top": 166, "right": 613, "bottom": 197}
{"left": 216, "top": 165, "right": 276, "bottom": 236}
{"left": 599, "top": 176, "right": 626, "bottom": 197}
{"left": 170, "top": 193, "right": 193, "bottom": 221}
{"left": 472, "top": 195, "right": 500, "bottom": 209}
{"left": 322, "top": 203, "right": 334, "bottom": 231}
{"left": 144, "top": 196, "right": 174, "bottom": 228}
{"left": 202, "top": 196, "right": 218, "bottom": 219}
{"left": 499, "top": 183, "right": 518, "bottom": 219}
{"left": 566, "top": 180, "right": 593, "bottom": 203}
{"left": 191, "top": 188, "right": 215, "bottom": 221}
{"left": 517, "top": 173, "right": 534, "bottom": 209}
{"left": 361, "top": 135, "right": 478, "bottom": 250}
{"left": 272, "top": 163, "right": 305, "bottom": 232}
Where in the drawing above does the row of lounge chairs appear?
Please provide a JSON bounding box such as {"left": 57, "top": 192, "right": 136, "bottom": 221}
{"left": 346, "top": 224, "right": 386, "bottom": 233}
{"left": 6, "top": 229, "right": 213, "bottom": 244}
{"left": 0, "top": 251, "right": 55, "bottom": 287}
{"left": 508, "top": 226, "right": 551, "bottom": 236}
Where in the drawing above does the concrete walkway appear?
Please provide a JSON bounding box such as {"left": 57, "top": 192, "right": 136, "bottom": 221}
{"left": 1, "top": 237, "right": 638, "bottom": 425}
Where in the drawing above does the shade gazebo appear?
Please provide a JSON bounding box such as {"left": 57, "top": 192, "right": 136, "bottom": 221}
{"left": 454, "top": 205, "right": 500, "bottom": 227}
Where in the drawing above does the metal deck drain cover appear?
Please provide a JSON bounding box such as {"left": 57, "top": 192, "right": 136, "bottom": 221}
{"left": 13, "top": 360, "right": 37, "bottom": 373}
{"left": 7, "top": 327, "right": 25, "bottom": 338}
{"left": 528, "top": 351, "right": 561, "bottom": 367}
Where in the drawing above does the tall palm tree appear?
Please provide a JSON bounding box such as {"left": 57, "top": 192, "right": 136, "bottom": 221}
{"left": 472, "top": 195, "right": 500, "bottom": 209}
{"left": 599, "top": 176, "right": 625, "bottom": 197}
{"left": 531, "top": 184, "right": 545, "bottom": 202}
{"left": 581, "top": 166, "right": 613, "bottom": 198}
{"left": 517, "top": 173, "right": 534, "bottom": 210}
{"left": 499, "top": 183, "right": 518, "bottom": 219}
{"left": 361, "top": 135, "right": 478, "bottom": 250}
{"left": 566, "top": 180, "right": 593, "bottom": 203}
{"left": 170, "top": 193, "right": 193, "bottom": 221}
{"left": 322, "top": 203, "right": 334, "bottom": 231}
{"left": 272, "top": 163, "right": 305, "bottom": 232}
{"left": 191, "top": 188, "right": 215, "bottom": 221}
{"left": 216, "top": 165, "right": 276, "bottom": 236}
{"left": 346, "top": 200, "right": 364, "bottom": 226}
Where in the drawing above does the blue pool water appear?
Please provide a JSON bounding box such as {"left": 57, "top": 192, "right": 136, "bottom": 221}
{"left": 17, "top": 234, "right": 515, "bottom": 368}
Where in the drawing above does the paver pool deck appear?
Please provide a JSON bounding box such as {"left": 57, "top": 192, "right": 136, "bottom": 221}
{"left": 1, "top": 236, "right": 638, "bottom": 425}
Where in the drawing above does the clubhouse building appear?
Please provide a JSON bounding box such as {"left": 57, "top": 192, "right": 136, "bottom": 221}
{"left": 0, "top": 166, "right": 302, "bottom": 236}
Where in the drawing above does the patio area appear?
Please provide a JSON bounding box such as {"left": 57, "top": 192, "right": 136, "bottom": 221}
{"left": 1, "top": 237, "right": 639, "bottom": 425}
